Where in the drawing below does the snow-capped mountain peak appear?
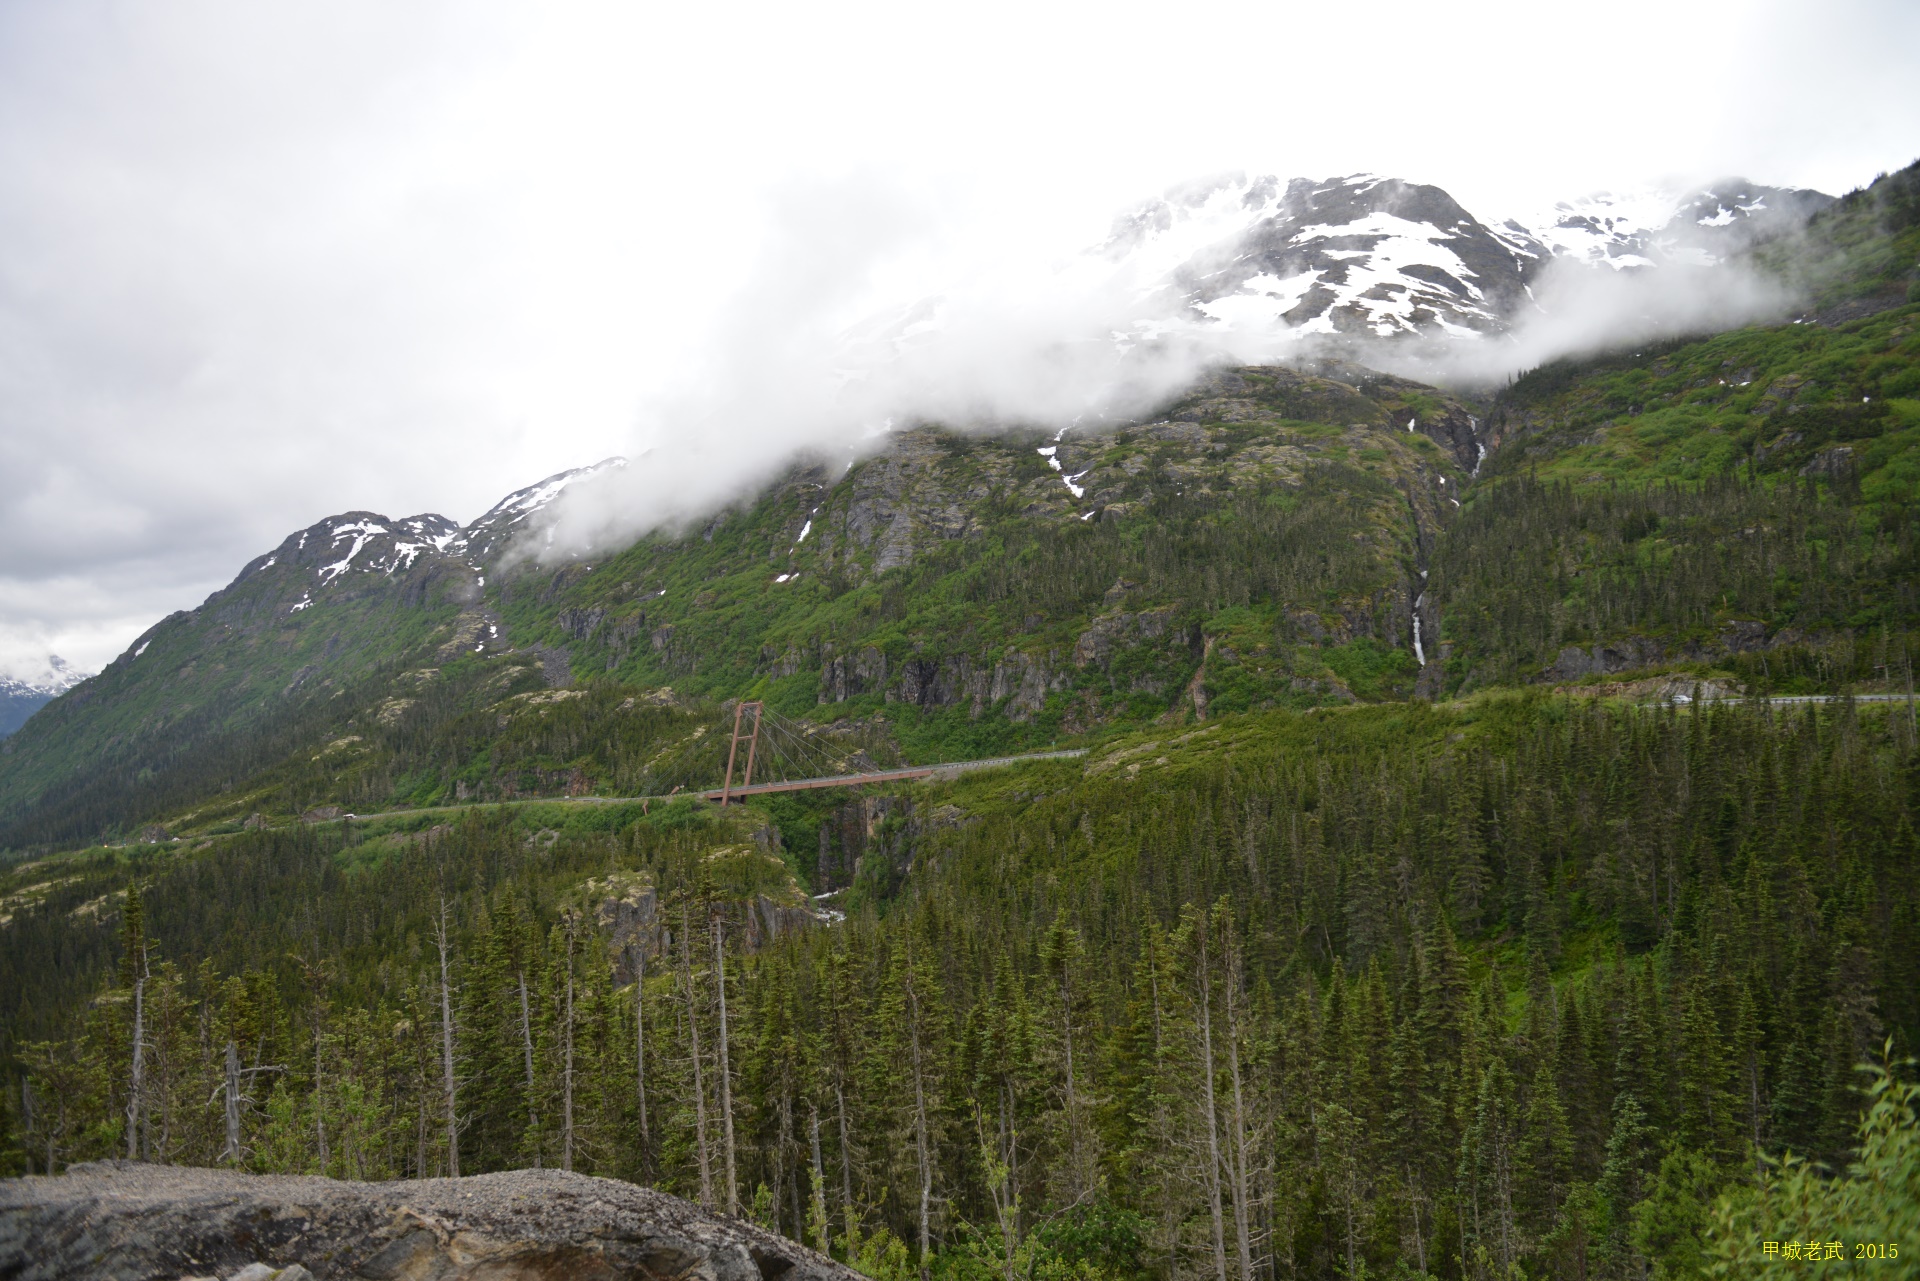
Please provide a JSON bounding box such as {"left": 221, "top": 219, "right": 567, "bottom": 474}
{"left": 226, "top": 458, "right": 630, "bottom": 603}
{"left": 1079, "top": 172, "right": 1835, "bottom": 351}
{"left": 460, "top": 457, "right": 628, "bottom": 563}
{"left": 1508, "top": 188, "right": 1680, "bottom": 270}
{"left": 1107, "top": 172, "right": 1546, "bottom": 343}
{"left": 837, "top": 170, "right": 1833, "bottom": 400}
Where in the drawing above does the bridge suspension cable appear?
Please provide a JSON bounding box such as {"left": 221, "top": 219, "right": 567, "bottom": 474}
{"left": 716, "top": 701, "right": 869, "bottom": 802}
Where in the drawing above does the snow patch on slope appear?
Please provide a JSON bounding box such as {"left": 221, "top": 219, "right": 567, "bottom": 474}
{"left": 316, "top": 521, "right": 388, "bottom": 583}
{"left": 1507, "top": 188, "right": 1677, "bottom": 269}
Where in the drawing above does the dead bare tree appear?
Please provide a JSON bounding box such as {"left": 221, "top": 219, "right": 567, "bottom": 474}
{"left": 126, "top": 960, "right": 146, "bottom": 1161}
{"left": 212, "top": 1041, "right": 281, "bottom": 1166}
{"left": 633, "top": 942, "right": 651, "bottom": 1178}
{"left": 1220, "top": 909, "right": 1257, "bottom": 1281}
{"left": 17, "top": 1079, "right": 32, "bottom": 1171}
{"left": 1194, "top": 911, "right": 1229, "bottom": 1281}
{"left": 809, "top": 1102, "right": 831, "bottom": 1254}
{"left": 434, "top": 897, "right": 461, "bottom": 1178}
{"left": 682, "top": 905, "right": 713, "bottom": 1207}
{"left": 562, "top": 910, "right": 578, "bottom": 1173}
{"left": 290, "top": 951, "right": 334, "bottom": 1173}
{"left": 222, "top": 1041, "right": 243, "bottom": 1163}
{"left": 903, "top": 934, "right": 935, "bottom": 1281}
{"left": 119, "top": 883, "right": 152, "bottom": 1163}
{"left": 518, "top": 967, "right": 539, "bottom": 1167}
{"left": 713, "top": 908, "right": 739, "bottom": 1214}
{"left": 836, "top": 1076, "right": 856, "bottom": 1240}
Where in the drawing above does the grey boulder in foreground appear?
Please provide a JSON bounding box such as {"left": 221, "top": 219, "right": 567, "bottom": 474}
{"left": 0, "top": 1160, "right": 858, "bottom": 1281}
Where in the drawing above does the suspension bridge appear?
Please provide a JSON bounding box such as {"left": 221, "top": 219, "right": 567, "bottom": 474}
{"left": 697, "top": 700, "right": 1084, "bottom": 802}
{"left": 673, "top": 689, "right": 1914, "bottom": 802}
{"left": 232, "top": 689, "right": 1920, "bottom": 833}
{"left": 309, "top": 701, "right": 1086, "bottom": 826}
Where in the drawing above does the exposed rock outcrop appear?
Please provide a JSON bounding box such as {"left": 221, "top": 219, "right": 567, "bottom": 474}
{"left": 1543, "top": 637, "right": 1678, "bottom": 682}
{"left": 815, "top": 795, "right": 918, "bottom": 897}
{"left": 0, "top": 1160, "right": 856, "bottom": 1281}
{"left": 1799, "top": 444, "right": 1856, "bottom": 481}
{"left": 1538, "top": 619, "right": 1828, "bottom": 683}
{"left": 817, "top": 643, "right": 1071, "bottom": 722}
{"left": 1073, "top": 607, "right": 1176, "bottom": 669}
{"left": 588, "top": 866, "right": 827, "bottom": 985}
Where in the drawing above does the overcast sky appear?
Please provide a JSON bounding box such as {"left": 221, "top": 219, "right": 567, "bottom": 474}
{"left": 1, "top": 0, "right": 1915, "bottom": 681}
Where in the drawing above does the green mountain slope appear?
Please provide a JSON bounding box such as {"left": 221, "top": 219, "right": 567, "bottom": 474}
{"left": 0, "top": 366, "right": 1480, "bottom": 846}
{"left": 506, "top": 365, "right": 1476, "bottom": 724}
{"left": 6, "top": 167, "right": 1920, "bottom": 847}
{"left": 0, "top": 513, "right": 480, "bottom": 845}
{"left": 1431, "top": 161, "right": 1920, "bottom": 693}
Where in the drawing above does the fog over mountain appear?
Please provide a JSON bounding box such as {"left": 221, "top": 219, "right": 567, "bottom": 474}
{"left": 0, "top": 0, "right": 1915, "bottom": 680}
{"left": 518, "top": 171, "right": 1835, "bottom": 566}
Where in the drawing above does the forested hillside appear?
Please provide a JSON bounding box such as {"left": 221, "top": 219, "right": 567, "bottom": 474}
{"left": 0, "top": 363, "right": 1487, "bottom": 848}
{"left": 3, "top": 166, "right": 1917, "bottom": 848}
{"left": 1, "top": 160, "right": 1918, "bottom": 1281}
{"left": 1435, "top": 162, "right": 1920, "bottom": 693}
{"left": 4, "top": 696, "right": 1916, "bottom": 1279}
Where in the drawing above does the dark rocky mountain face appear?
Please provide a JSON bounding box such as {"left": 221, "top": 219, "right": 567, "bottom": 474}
{"left": 1173, "top": 175, "right": 1546, "bottom": 337}
{"left": 490, "top": 362, "right": 1480, "bottom": 734}
{"left": 1676, "top": 182, "right": 1835, "bottom": 250}
{"left": 231, "top": 512, "right": 475, "bottom": 612}
{"left": 460, "top": 458, "right": 626, "bottom": 563}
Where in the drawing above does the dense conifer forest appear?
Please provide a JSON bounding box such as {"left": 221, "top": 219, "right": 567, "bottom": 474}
{"left": 4, "top": 696, "right": 1917, "bottom": 1278}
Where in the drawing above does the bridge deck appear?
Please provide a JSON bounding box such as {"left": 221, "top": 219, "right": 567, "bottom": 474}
{"left": 699, "top": 748, "right": 1087, "bottom": 800}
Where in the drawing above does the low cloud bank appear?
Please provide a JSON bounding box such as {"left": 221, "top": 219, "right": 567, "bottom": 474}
{"left": 1365, "top": 251, "right": 1796, "bottom": 389}
{"left": 516, "top": 173, "right": 1239, "bottom": 566}
{"left": 519, "top": 176, "right": 1807, "bottom": 567}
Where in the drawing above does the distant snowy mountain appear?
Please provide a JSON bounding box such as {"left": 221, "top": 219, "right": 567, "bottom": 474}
{"left": 1109, "top": 173, "right": 1544, "bottom": 341}
{"left": 98, "top": 457, "right": 632, "bottom": 670}
{"left": 839, "top": 172, "right": 1833, "bottom": 378}
{"left": 0, "top": 656, "right": 90, "bottom": 738}
{"left": 1093, "top": 172, "right": 1833, "bottom": 347}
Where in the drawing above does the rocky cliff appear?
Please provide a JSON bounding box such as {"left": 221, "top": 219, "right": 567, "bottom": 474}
{"left": 0, "top": 1160, "right": 856, "bottom": 1281}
